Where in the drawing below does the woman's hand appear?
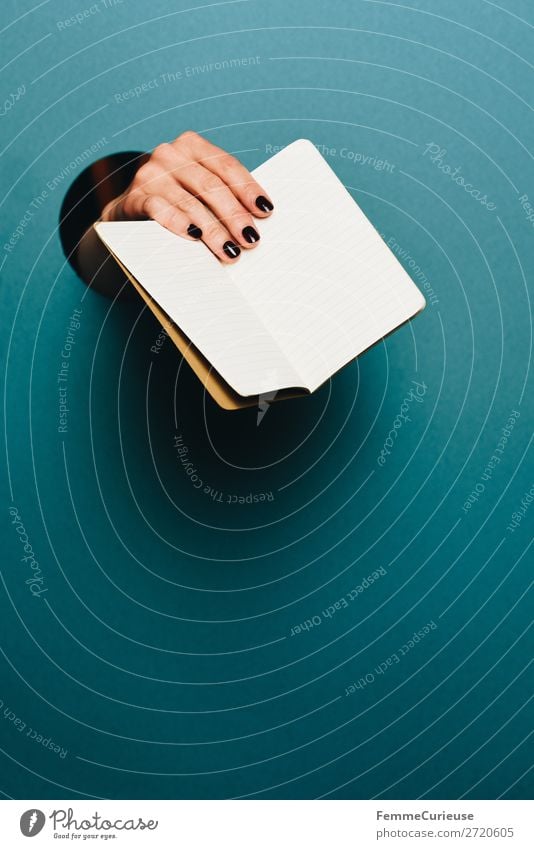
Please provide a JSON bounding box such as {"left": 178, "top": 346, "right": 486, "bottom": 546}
{"left": 100, "top": 131, "right": 274, "bottom": 263}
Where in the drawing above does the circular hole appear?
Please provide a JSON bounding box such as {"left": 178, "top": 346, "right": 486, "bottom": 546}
{"left": 59, "top": 150, "right": 146, "bottom": 282}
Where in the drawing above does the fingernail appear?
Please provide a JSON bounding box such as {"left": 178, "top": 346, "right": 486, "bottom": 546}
{"left": 242, "top": 226, "right": 260, "bottom": 244}
{"left": 187, "top": 224, "right": 202, "bottom": 239}
{"left": 255, "top": 195, "right": 274, "bottom": 212}
{"left": 223, "top": 241, "right": 241, "bottom": 259}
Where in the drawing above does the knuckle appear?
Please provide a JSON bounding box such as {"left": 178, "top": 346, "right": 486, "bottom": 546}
{"left": 152, "top": 142, "right": 173, "bottom": 160}
{"left": 179, "top": 192, "right": 201, "bottom": 214}
{"left": 203, "top": 221, "right": 224, "bottom": 241}
{"left": 176, "top": 129, "right": 199, "bottom": 145}
{"left": 120, "top": 194, "right": 137, "bottom": 218}
{"left": 134, "top": 161, "right": 160, "bottom": 185}
{"left": 219, "top": 153, "right": 240, "bottom": 172}
{"left": 102, "top": 198, "right": 120, "bottom": 221}
{"left": 166, "top": 208, "right": 183, "bottom": 230}
{"left": 221, "top": 212, "right": 245, "bottom": 230}
{"left": 141, "top": 195, "right": 161, "bottom": 218}
{"left": 229, "top": 204, "right": 252, "bottom": 221}
{"left": 201, "top": 173, "right": 224, "bottom": 193}
{"left": 236, "top": 214, "right": 255, "bottom": 230}
{"left": 223, "top": 203, "right": 248, "bottom": 225}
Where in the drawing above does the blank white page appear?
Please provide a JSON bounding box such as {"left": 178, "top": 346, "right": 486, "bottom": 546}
{"left": 226, "top": 139, "right": 426, "bottom": 392}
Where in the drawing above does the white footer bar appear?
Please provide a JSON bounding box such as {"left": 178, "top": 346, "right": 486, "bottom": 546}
{"left": 1, "top": 799, "right": 531, "bottom": 848}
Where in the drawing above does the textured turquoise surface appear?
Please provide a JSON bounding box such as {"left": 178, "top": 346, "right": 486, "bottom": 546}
{"left": 1, "top": 0, "right": 532, "bottom": 800}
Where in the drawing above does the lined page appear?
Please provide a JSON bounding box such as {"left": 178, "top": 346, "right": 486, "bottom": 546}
{"left": 227, "top": 139, "right": 426, "bottom": 392}
{"left": 95, "top": 221, "right": 302, "bottom": 397}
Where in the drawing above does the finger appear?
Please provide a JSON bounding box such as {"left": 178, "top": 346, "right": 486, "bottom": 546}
{"left": 138, "top": 193, "right": 241, "bottom": 263}
{"left": 177, "top": 161, "right": 261, "bottom": 250}
{"left": 104, "top": 174, "right": 205, "bottom": 242}
{"left": 139, "top": 177, "right": 241, "bottom": 263}
{"left": 106, "top": 158, "right": 243, "bottom": 263}
{"left": 174, "top": 132, "right": 275, "bottom": 218}
{"left": 134, "top": 194, "right": 208, "bottom": 243}
{"left": 101, "top": 192, "right": 128, "bottom": 221}
{"left": 174, "top": 191, "right": 242, "bottom": 263}
{"left": 158, "top": 144, "right": 261, "bottom": 249}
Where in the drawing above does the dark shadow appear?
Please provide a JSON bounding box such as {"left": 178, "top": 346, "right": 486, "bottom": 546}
{"left": 58, "top": 150, "right": 147, "bottom": 280}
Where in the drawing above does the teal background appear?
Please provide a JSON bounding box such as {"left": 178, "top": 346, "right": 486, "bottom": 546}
{"left": 1, "top": 0, "right": 532, "bottom": 800}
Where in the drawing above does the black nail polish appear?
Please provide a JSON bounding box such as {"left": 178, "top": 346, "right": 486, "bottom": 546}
{"left": 255, "top": 195, "right": 274, "bottom": 212}
{"left": 223, "top": 241, "right": 241, "bottom": 259}
{"left": 242, "top": 226, "right": 260, "bottom": 244}
{"left": 187, "top": 224, "right": 202, "bottom": 239}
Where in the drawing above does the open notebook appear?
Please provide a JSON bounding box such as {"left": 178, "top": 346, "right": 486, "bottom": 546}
{"left": 95, "top": 139, "right": 426, "bottom": 409}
